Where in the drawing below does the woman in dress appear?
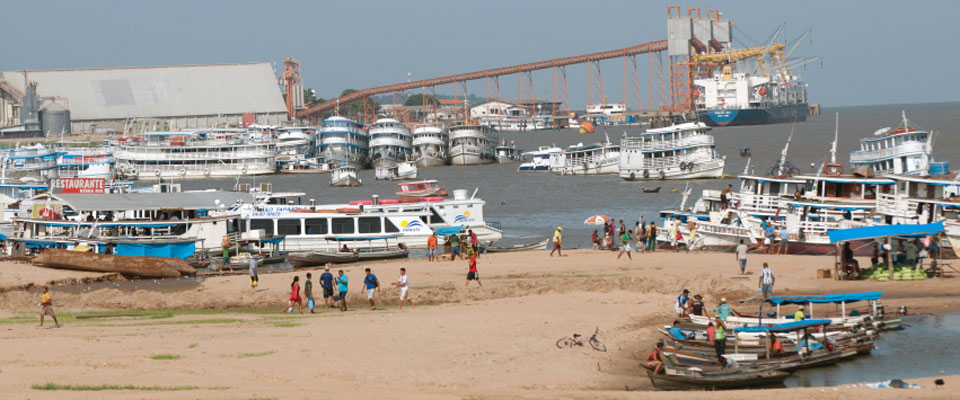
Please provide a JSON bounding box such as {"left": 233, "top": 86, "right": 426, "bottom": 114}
{"left": 284, "top": 276, "right": 303, "bottom": 313}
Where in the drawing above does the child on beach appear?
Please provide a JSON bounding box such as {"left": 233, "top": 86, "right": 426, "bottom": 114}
{"left": 284, "top": 276, "right": 302, "bottom": 313}
{"left": 393, "top": 267, "right": 413, "bottom": 309}
{"left": 38, "top": 286, "right": 61, "bottom": 328}
{"left": 304, "top": 272, "right": 315, "bottom": 313}
{"left": 465, "top": 252, "right": 483, "bottom": 289}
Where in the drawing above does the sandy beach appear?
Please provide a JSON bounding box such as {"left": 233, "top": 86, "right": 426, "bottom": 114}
{"left": 1, "top": 249, "right": 957, "bottom": 398}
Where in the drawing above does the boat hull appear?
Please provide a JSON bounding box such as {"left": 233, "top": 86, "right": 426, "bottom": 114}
{"left": 621, "top": 160, "right": 725, "bottom": 181}
{"left": 449, "top": 152, "right": 494, "bottom": 166}
{"left": 287, "top": 253, "right": 358, "bottom": 268}
{"left": 32, "top": 249, "right": 195, "bottom": 278}
{"left": 644, "top": 368, "right": 790, "bottom": 390}
{"left": 697, "top": 103, "right": 808, "bottom": 127}
{"left": 415, "top": 156, "right": 447, "bottom": 168}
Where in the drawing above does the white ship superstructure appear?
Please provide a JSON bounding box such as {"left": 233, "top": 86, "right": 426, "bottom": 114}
{"left": 368, "top": 118, "right": 413, "bottom": 169}
{"left": 518, "top": 146, "right": 562, "bottom": 171}
{"left": 56, "top": 145, "right": 114, "bottom": 178}
{"left": 412, "top": 124, "right": 449, "bottom": 167}
{"left": 448, "top": 123, "right": 497, "bottom": 165}
{"left": 550, "top": 138, "right": 620, "bottom": 176}
{"left": 276, "top": 126, "right": 319, "bottom": 170}
{"left": 0, "top": 144, "right": 58, "bottom": 180}
{"left": 319, "top": 116, "right": 368, "bottom": 169}
{"left": 849, "top": 112, "right": 935, "bottom": 176}
{"left": 619, "top": 122, "right": 724, "bottom": 180}
{"left": 114, "top": 132, "right": 277, "bottom": 180}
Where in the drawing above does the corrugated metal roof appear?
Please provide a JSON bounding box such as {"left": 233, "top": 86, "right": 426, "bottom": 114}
{"left": 1, "top": 63, "right": 286, "bottom": 121}
{"left": 39, "top": 191, "right": 255, "bottom": 212}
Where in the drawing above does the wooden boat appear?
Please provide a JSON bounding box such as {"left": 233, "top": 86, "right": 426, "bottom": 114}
{"left": 396, "top": 180, "right": 447, "bottom": 198}
{"left": 642, "top": 363, "right": 790, "bottom": 390}
{"left": 481, "top": 238, "right": 550, "bottom": 253}
{"left": 663, "top": 343, "right": 857, "bottom": 372}
{"left": 287, "top": 252, "right": 358, "bottom": 268}
{"left": 32, "top": 249, "right": 195, "bottom": 278}
{"left": 355, "top": 248, "right": 409, "bottom": 261}
{"left": 643, "top": 186, "right": 662, "bottom": 193}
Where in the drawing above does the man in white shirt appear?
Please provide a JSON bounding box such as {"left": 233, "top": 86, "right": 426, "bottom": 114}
{"left": 735, "top": 239, "right": 748, "bottom": 275}
{"left": 392, "top": 267, "right": 413, "bottom": 309}
{"left": 759, "top": 262, "right": 775, "bottom": 298}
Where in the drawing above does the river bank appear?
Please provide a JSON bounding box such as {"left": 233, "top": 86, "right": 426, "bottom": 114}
{"left": 0, "top": 249, "right": 957, "bottom": 398}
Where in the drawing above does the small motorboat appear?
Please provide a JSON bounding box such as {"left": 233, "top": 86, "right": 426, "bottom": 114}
{"left": 643, "top": 186, "right": 661, "bottom": 193}
{"left": 287, "top": 252, "right": 358, "bottom": 268}
{"left": 642, "top": 363, "right": 791, "bottom": 390}
{"left": 330, "top": 165, "right": 362, "bottom": 187}
{"left": 375, "top": 161, "right": 418, "bottom": 180}
{"left": 396, "top": 179, "right": 447, "bottom": 198}
{"left": 481, "top": 238, "right": 550, "bottom": 253}
{"left": 327, "top": 235, "right": 411, "bottom": 261}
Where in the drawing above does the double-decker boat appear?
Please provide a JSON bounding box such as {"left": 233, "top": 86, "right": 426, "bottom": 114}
{"left": 550, "top": 137, "right": 620, "bottom": 176}
{"left": 518, "top": 146, "right": 562, "bottom": 171}
{"left": 0, "top": 144, "right": 58, "bottom": 180}
{"left": 411, "top": 124, "right": 449, "bottom": 167}
{"left": 449, "top": 123, "right": 497, "bottom": 165}
{"left": 619, "top": 122, "right": 725, "bottom": 181}
{"left": 276, "top": 126, "right": 319, "bottom": 171}
{"left": 849, "top": 112, "right": 935, "bottom": 176}
{"left": 368, "top": 118, "right": 412, "bottom": 169}
{"left": 319, "top": 116, "right": 368, "bottom": 169}
{"left": 114, "top": 132, "right": 276, "bottom": 180}
{"left": 56, "top": 144, "right": 114, "bottom": 178}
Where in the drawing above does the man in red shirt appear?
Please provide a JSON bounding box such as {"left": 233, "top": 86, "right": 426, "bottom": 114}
{"left": 465, "top": 254, "right": 483, "bottom": 289}
{"left": 427, "top": 233, "right": 438, "bottom": 262}
{"left": 646, "top": 342, "right": 664, "bottom": 374}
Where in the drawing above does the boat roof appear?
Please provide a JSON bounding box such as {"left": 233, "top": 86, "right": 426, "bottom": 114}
{"left": 885, "top": 173, "right": 960, "bottom": 186}
{"left": 732, "top": 319, "right": 833, "bottom": 333}
{"left": 641, "top": 122, "right": 709, "bottom": 136}
{"left": 794, "top": 174, "right": 895, "bottom": 184}
{"left": 860, "top": 128, "right": 929, "bottom": 143}
{"left": 785, "top": 199, "right": 875, "bottom": 210}
{"left": 765, "top": 292, "right": 884, "bottom": 306}
{"left": 27, "top": 191, "right": 255, "bottom": 212}
{"left": 398, "top": 180, "right": 438, "bottom": 186}
{"left": 739, "top": 175, "right": 806, "bottom": 184}
{"left": 827, "top": 222, "right": 944, "bottom": 243}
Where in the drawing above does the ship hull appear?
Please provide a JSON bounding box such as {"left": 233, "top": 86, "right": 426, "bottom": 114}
{"left": 698, "top": 104, "right": 808, "bottom": 127}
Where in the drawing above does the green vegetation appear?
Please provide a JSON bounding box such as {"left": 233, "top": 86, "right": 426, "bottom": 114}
{"left": 150, "top": 354, "right": 181, "bottom": 360}
{"left": 405, "top": 93, "right": 440, "bottom": 106}
{"left": 239, "top": 351, "right": 275, "bottom": 358}
{"left": 188, "top": 343, "right": 198, "bottom": 349}
{"left": 31, "top": 383, "right": 213, "bottom": 391}
{"left": 272, "top": 321, "right": 302, "bottom": 328}
{"left": 91, "top": 318, "right": 243, "bottom": 328}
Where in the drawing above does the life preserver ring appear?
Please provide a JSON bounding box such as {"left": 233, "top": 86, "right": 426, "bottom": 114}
{"left": 203, "top": 168, "right": 210, "bottom": 176}
{"left": 823, "top": 162, "right": 843, "bottom": 176}
{"left": 852, "top": 185, "right": 862, "bottom": 196}
{"left": 178, "top": 168, "right": 186, "bottom": 177}
{"left": 659, "top": 170, "right": 666, "bottom": 180}
{"left": 686, "top": 162, "right": 695, "bottom": 171}
{"left": 643, "top": 170, "right": 650, "bottom": 179}
{"left": 679, "top": 162, "right": 687, "bottom": 170}
{"left": 154, "top": 169, "right": 161, "bottom": 177}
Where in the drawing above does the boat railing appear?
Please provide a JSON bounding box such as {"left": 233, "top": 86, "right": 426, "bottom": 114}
{"left": 623, "top": 135, "right": 714, "bottom": 151}
{"left": 116, "top": 149, "right": 276, "bottom": 160}
{"left": 485, "top": 221, "right": 502, "bottom": 231}
{"left": 563, "top": 153, "right": 616, "bottom": 167}
{"left": 732, "top": 193, "right": 783, "bottom": 215}
{"left": 794, "top": 220, "right": 839, "bottom": 235}
{"left": 876, "top": 192, "right": 920, "bottom": 218}
{"left": 850, "top": 142, "right": 929, "bottom": 163}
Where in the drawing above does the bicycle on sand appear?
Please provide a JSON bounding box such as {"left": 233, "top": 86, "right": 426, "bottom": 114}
{"left": 556, "top": 327, "right": 606, "bottom": 352}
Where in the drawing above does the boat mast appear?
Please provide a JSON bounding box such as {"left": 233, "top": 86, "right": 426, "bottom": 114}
{"left": 830, "top": 112, "right": 839, "bottom": 164}
{"left": 778, "top": 120, "right": 796, "bottom": 176}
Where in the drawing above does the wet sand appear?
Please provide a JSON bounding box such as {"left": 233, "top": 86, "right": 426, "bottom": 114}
{"left": 0, "top": 250, "right": 957, "bottom": 398}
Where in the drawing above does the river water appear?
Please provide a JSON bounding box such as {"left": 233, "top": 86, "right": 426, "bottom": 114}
{"left": 786, "top": 312, "right": 960, "bottom": 387}
{"left": 177, "top": 102, "right": 960, "bottom": 247}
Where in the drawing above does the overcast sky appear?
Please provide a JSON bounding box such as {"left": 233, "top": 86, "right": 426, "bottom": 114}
{"left": 1, "top": 0, "right": 955, "bottom": 108}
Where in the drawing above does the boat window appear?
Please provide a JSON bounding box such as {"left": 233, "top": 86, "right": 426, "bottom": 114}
{"left": 227, "top": 219, "right": 240, "bottom": 234}
{"left": 250, "top": 219, "right": 274, "bottom": 235}
{"left": 305, "top": 218, "right": 328, "bottom": 235}
{"left": 384, "top": 219, "right": 399, "bottom": 233}
{"left": 277, "top": 219, "right": 302, "bottom": 235}
{"left": 358, "top": 217, "right": 381, "bottom": 234}
{"left": 332, "top": 217, "right": 354, "bottom": 234}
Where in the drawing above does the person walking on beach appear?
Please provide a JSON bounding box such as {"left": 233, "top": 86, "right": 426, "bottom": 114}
{"left": 618, "top": 220, "right": 626, "bottom": 238}
{"left": 248, "top": 254, "right": 260, "bottom": 290}
{"left": 735, "top": 239, "right": 748, "bottom": 275}
{"left": 469, "top": 229, "right": 479, "bottom": 256}
{"left": 336, "top": 269, "right": 349, "bottom": 311}
{"left": 617, "top": 229, "right": 633, "bottom": 260}
{"left": 304, "top": 272, "right": 315, "bottom": 313}
{"left": 362, "top": 268, "right": 380, "bottom": 310}
{"left": 427, "top": 233, "right": 438, "bottom": 262}
{"left": 284, "top": 276, "right": 303, "bottom": 314}
{"left": 674, "top": 289, "right": 690, "bottom": 317}
{"left": 712, "top": 317, "right": 727, "bottom": 360}
{"left": 221, "top": 235, "right": 234, "bottom": 272}
{"left": 38, "top": 286, "right": 60, "bottom": 328}
{"left": 668, "top": 220, "right": 679, "bottom": 250}
{"left": 550, "top": 226, "right": 563, "bottom": 257}
{"left": 647, "top": 223, "right": 658, "bottom": 252}
{"left": 777, "top": 226, "right": 790, "bottom": 255}
{"left": 465, "top": 253, "right": 483, "bottom": 289}
{"left": 320, "top": 265, "right": 335, "bottom": 308}
{"left": 759, "top": 262, "right": 775, "bottom": 298}
{"left": 637, "top": 222, "right": 647, "bottom": 253}
{"left": 392, "top": 267, "right": 413, "bottom": 309}
{"left": 448, "top": 234, "right": 461, "bottom": 261}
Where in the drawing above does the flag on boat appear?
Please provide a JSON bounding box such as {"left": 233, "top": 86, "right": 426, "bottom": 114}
{"left": 584, "top": 215, "right": 611, "bottom": 225}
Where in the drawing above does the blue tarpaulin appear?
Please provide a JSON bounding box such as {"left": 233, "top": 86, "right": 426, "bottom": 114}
{"left": 434, "top": 225, "right": 464, "bottom": 236}
{"left": 766, "top": 291, "right": 884, "bottom": 306}
{"left": 114, "top": 241, "right": 196, "bottom": 259}
{"left": 827, "top": 222, "right": 944, "bottom": 243}
{"left": 732, "top": 319, "right": 833, "bottom": 333}
{"left": 0, "top": 232, "right": 6, "bottom": 241}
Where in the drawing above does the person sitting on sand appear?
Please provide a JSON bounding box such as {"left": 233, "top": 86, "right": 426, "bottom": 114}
{"left": 646, "top": 342, "right": 665, "bottom": 374}
{"left": 38, "top": 286, "right": 60, "bottom": 328}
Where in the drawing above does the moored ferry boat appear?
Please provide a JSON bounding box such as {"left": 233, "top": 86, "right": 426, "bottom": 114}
{"left": 276, "top": 126, "right": 319, "bottom": 171}
{"left": 518, "top": 146, "right": 562, "bottom": 171}
{"left": 114, "top": 132, "right": 277, "bottom": 179}
{"left": 411, "top": 124, "right": 449, "bottom": 167}
{"left": 319, "top": 116, "right": 368, "bottom": 169}
{"left": 849, "top": 112, "right": 935, "bottom": 176}
{"left": 375, "top": 161, "right": 417, "bottom": 180}
{"left": 619, "top": 122, "right": 724, "bottom": 181}
{"left": 448, "top": 123, "right": 497, "bottom": 165}
{"left": 0, "top": 144, "right": 58, "bottom": 180}
{"left": 56, "top": 144, "right": 113, "bottom": 178}
{"left": 550, "top": 138, "right": 620, "bottom": 176}
{"left": 368, "top": 118, "right": 413, "bottom": 169}
{"left": 330, "top": 165, "right": 362, "bottom": 187}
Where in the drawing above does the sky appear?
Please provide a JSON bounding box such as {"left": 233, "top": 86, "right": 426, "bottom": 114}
{"left": 1, "top": 0, "right": 956, "bottom": 108}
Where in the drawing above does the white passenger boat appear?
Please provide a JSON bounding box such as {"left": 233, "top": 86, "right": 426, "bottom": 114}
{"left": 276, "top": 126, "right": 319, "bottom": 170}
{"left": 550, "top": 137, "right": 620, "bottom": 176}
{"left": 56, "top": 145, "right": 114, "bottom": 178}
{"left": 411, "top": 124, "right": 449, "bottom": 167}
{"left": 375, "top": 161, "right": 417, "bottom": 180}
{"left": 619, "top": 122, "right": 724, "bottom": 181}
{"left": 113, "top": 132, "right": 276, "bottom": 180}
{"left": 875, "top": 174, "right": 960, "bottom": 256}
{"left": 484, "top": 118, "right": 547, "bottom": 132}
{"left": 449, "top": 123, "right": 498, "bottom": 165}
{"left": 518, "top": 146, "right": 562, "bottom": 171}
{"left": 368, "top": 118, "right": 413, "bottom": 169}
{"left": 849, "top": 112, "right": 935, "bottom": 176}
{"left": 319, "top": 116, "right": 368, "bottom": 169}
{"left": 330, "top": 165, "right": 362, "bottom": 187}
{"left": 0, "top": 144, "right": 58, "bottom": 180}
{"left": 228, "top": 188, "right": 502, "bottom": 252}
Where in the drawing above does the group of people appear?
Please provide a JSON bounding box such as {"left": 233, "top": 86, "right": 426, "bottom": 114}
{"left": 283, "top": 265, "right": 414, "bottom": 313}
{"left": 761, "top": 219, "right": 791, "bottom": 255}
{"left": 427, "top": 230, "right": 481, "bottom": 262}
{"left": 589, "top": 218, "right": 664, "bottom": 258}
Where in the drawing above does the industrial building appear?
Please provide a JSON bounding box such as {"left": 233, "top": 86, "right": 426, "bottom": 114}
{"left": 0, "top": 62, "right": 287, "bottom": 134}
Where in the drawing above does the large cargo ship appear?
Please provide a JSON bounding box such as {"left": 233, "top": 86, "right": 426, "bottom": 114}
{"left": 694, "top": 65, "right": 808, "bottom": 127}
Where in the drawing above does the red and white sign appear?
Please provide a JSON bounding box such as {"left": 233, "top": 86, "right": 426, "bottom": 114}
{"left": 57, "top": 178, "right": 105, "bottom": 194}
